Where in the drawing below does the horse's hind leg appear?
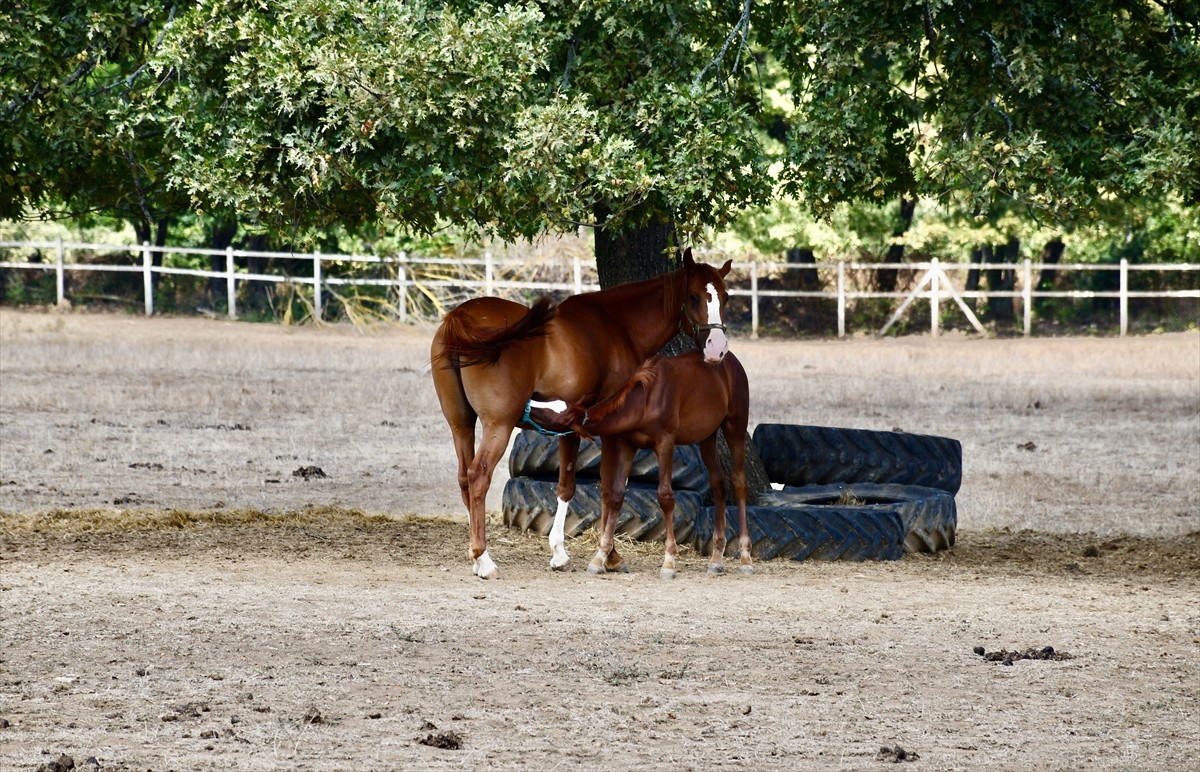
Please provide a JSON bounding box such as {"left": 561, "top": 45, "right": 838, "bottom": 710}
{"left": 697, "top": 435, "right": 728, "bottom": 575}
{"left": 548, "top": 433, "right": 580, "bottom": 570}
{"left": 430, "top": 334, "right": 477, "bottom": 509}
{"left": 589, "top": 441, "right": 632, "bottom": 575}
{"left": 464, "top": 420, "right": 514, "bottom": 579}
{"left": 727, "top": 427, "right": 754, "bottom": 574}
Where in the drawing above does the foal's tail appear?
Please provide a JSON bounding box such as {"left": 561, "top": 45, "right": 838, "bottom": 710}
{"left": 435, "top": 296, "right": 557, "bottom": 369}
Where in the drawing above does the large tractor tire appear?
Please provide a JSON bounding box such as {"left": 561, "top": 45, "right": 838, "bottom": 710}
{"left": 752, "top": 424, "right": 962, "bottom": 494}
{"left": 508, "top": 429, "right": 709, "bottom": 492}
{"left": 502, "top": 476, "right": 705, "bottom": 545}
{"left": 693, "top": 501, "right": 907, "bottom": 562}
{"left": 761, "top": 483, "right": 957, "bottom": 553}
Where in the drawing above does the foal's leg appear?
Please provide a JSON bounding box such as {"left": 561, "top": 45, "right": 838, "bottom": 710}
{"left": 727, "top": 427, "right": 754, "bottom": 574}
{"left": 548, "top": 433, "right": 580, "bottom": 570}
{"left": 589, "top": 440, "right": 632, "bottom": 574}
{"left": 697, "top": 435, "right": 728, "bottom": 574}
{"left": 465, "top": 420, "right": 515, "bottom": 579}
{"left": 654, "top": 437, "right": 680, "bottom": 580}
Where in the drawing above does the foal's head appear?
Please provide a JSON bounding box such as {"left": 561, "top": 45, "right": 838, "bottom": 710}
{"left": 680, "top": 248, "right": 732, "bottom": 363}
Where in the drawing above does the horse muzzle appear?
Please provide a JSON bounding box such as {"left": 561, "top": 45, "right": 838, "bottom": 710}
{"left": 702, "top": 327, "right": 729, "bottom": 363}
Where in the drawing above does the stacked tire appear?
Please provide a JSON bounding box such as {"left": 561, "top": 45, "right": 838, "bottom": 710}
{"left": 503, "top": 424, "right": 961, "bottom": 563}
{"left": 502, "top": 431, "right": 712, "bottom": 545}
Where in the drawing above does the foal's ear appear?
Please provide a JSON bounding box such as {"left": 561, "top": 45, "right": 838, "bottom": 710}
{"left": 682, "top": 247, "right": 695, "bottom": 268}
{"left": 719, "top": 259, "right": 732, "bottom": 277}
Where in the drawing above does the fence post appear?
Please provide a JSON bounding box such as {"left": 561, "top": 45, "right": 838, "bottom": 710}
{"left": 930, "top": 258, "right": 940, "bottom": 337}
{"left": 573, "top": 256, "right": 582, "bottom": 295}
{"left": 226, "top": 246, "right": 237, "bottom": 320}
{"left": 142, "top": 241, "right": 153, "bottom": 316}
{"left": 55, "top": 236, "right": 65, "bottom": 307}
{"left": 837, "top": 261, "right": 846, "bottom": 338}
{"left": 485, "top": 251, "right": 494, "bottom": 296}
{"left": 750, "top": 261, "right": 759, "bottom": 340}
{"left": 398, "top": 252, "right": 408, "bottom": 323}
{"left": 1119, "top": 258, "right": 1128, "bottom": 336}
{"left": 1022, "top": 258, "right": 1032, "bottom": 336}
{"left": 312, "top": 251, "right": 322, "bottom": 321}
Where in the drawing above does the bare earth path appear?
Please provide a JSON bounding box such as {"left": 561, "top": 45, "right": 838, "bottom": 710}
{"left": 1, "top": 309, "right": 1198, "bottom": 770}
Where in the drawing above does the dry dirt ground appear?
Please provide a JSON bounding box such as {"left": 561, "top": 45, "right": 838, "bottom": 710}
{"left": 1, "top": 308, "right": 1197, "bottom": 771}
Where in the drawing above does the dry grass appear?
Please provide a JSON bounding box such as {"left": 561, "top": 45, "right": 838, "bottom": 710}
{"left": 2, "top": 309, "right": 1197, "bottom": 539}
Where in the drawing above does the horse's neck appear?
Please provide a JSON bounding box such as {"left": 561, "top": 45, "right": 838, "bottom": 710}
{"left": 585, "top": 381, "right": 650, "bottom": 436}
{"left": 593, "top": 272, "right": 681, "bottom": 359}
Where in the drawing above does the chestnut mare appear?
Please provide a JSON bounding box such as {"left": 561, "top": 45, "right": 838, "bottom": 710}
{"left": 430, "top": 249, "right": 732, "bottom": 579}
{"left": 527, "top": 349, "right": 753, "bottom": 578}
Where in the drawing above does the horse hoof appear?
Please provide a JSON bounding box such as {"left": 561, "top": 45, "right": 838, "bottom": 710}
{"left": 473, "top": 551, "right": 499, "bottom": 580}
{"left": 550, "top": 553, "right": 571, "bottom": 571}
{"left": 707, "top": 564, "right": 725, "bottom": 576}
{"left": 586, "top": 563, "right": 605, "bottom": 575}
{"left": 660, "top": 568, "right": 677, "bottom": 581}
{"left": 739, "top": 564, "right": 756, "bottom": 576}
{"left": 613, "top": 562, "right": 631, "bottom": 574}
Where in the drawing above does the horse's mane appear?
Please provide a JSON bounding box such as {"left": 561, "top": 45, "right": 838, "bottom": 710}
{"left": 435, "top": 296, "right": 557, "bottom": 369}
{"left": 580, "top": 356, "right": 661, "bottom": 433}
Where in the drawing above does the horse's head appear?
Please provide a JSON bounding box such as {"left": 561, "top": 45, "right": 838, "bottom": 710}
{"left": 680, "top": 248, "right": 732, "bottom": 363}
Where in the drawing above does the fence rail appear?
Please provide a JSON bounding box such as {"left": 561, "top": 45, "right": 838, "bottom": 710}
{"left": 2, "top": 239, "right": 1197, "bottom": 337}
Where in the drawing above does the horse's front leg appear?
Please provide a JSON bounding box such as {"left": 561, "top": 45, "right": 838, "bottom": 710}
{"left": 698, "top": 435, "right": 728, "bottom": 575}
{"left": 466, "top": 421, "right": 514, "bottom": 579}
{"left": 548, "top": 433, "right": 581, "bottom": 570}
{"left": 589, "top": 440, "right": 632, "bottom": 574}
{"left": 655, "top": 438, "right": 679, "bottom": 580}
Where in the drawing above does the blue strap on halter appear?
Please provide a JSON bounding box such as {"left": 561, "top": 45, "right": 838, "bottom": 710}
{"left": 521, "top": 400, "right": 576, "bottom": 437}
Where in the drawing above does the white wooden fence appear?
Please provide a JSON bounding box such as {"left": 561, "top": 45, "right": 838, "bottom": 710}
{"left": 1, "top": 239, "right": 1197, "bottom": 337}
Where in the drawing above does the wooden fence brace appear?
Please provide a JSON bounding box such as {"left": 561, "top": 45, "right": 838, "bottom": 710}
{"left": 226, "top": 245, "right": 237, "bottom": 320}
{"left": 880, "top": 261, "right": 985, "bottom": 336}
{"left": 55, "top": 236, "right": 65, "bottom": 307}
{"left": 142, "top": 241, "right": 153, "bottom": 316}
{"left": 573, "top": 256, "right": 582, "bottom": 295}
{"left": 485, "top": 251, "right": 494, "bottom": 296}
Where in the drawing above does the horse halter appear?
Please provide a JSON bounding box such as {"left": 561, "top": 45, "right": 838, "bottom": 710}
{"left": 679, "top": 301, "right": 727, "bottom": 341}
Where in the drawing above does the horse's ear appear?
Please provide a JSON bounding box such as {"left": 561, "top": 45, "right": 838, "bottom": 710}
{"left": 719, "top": 259, "right": 732, "bottom": 277}
{"left": 682, "top": 247, "right": 695, "bottom": 268}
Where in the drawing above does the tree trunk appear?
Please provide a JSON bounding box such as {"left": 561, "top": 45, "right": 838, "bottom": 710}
{"left": 986, "top": 238, "right": 1017, "bottom": 324}
{"left": 592, "top": 203, "right": 772, "bottom": 506}
{"left": 786, "top": 247, "right": 819, "bottom": 291}
{"left": 207, "top": 218, "right": 239, "bottom": 306}
{"left": 966, "top": 246, "right": 984, "bottom": 292}
{"left": 1034, "top": 237, "right": 1065, "bottom": 319}
{"left": 878, "top": 196, "right": 915, "bottom": 293}
{"left": 1037, "top": 238, "right": 1064, "bottom": 290}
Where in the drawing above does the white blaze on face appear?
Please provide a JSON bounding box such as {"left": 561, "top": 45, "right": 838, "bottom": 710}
{"left": 702, "top": 282, "right": 729, "bottom": 362}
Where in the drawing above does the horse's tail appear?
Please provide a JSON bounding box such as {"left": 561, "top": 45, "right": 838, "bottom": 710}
{"left": 435, "top": 296, "right": 557, "bottom": 369}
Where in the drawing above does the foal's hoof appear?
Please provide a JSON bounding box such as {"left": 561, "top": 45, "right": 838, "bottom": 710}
{"left": 739, "top": 564, "right": 756, "bottom": 576}
{"left": 660, "top": 568, "right": 677, "bottom": 581}
{"left": 549, "top": 555, "right": 571, "bottom": 571}
{"left": 586, "top": 562, "right": 606, "bottom": 575}
{"left": 707, "top": 563, "right": 725, "bottom": 576}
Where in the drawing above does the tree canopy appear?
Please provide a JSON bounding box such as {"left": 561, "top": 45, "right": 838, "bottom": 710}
{"left": 3, "top": 1, "right": 1197, "bottom": 253}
